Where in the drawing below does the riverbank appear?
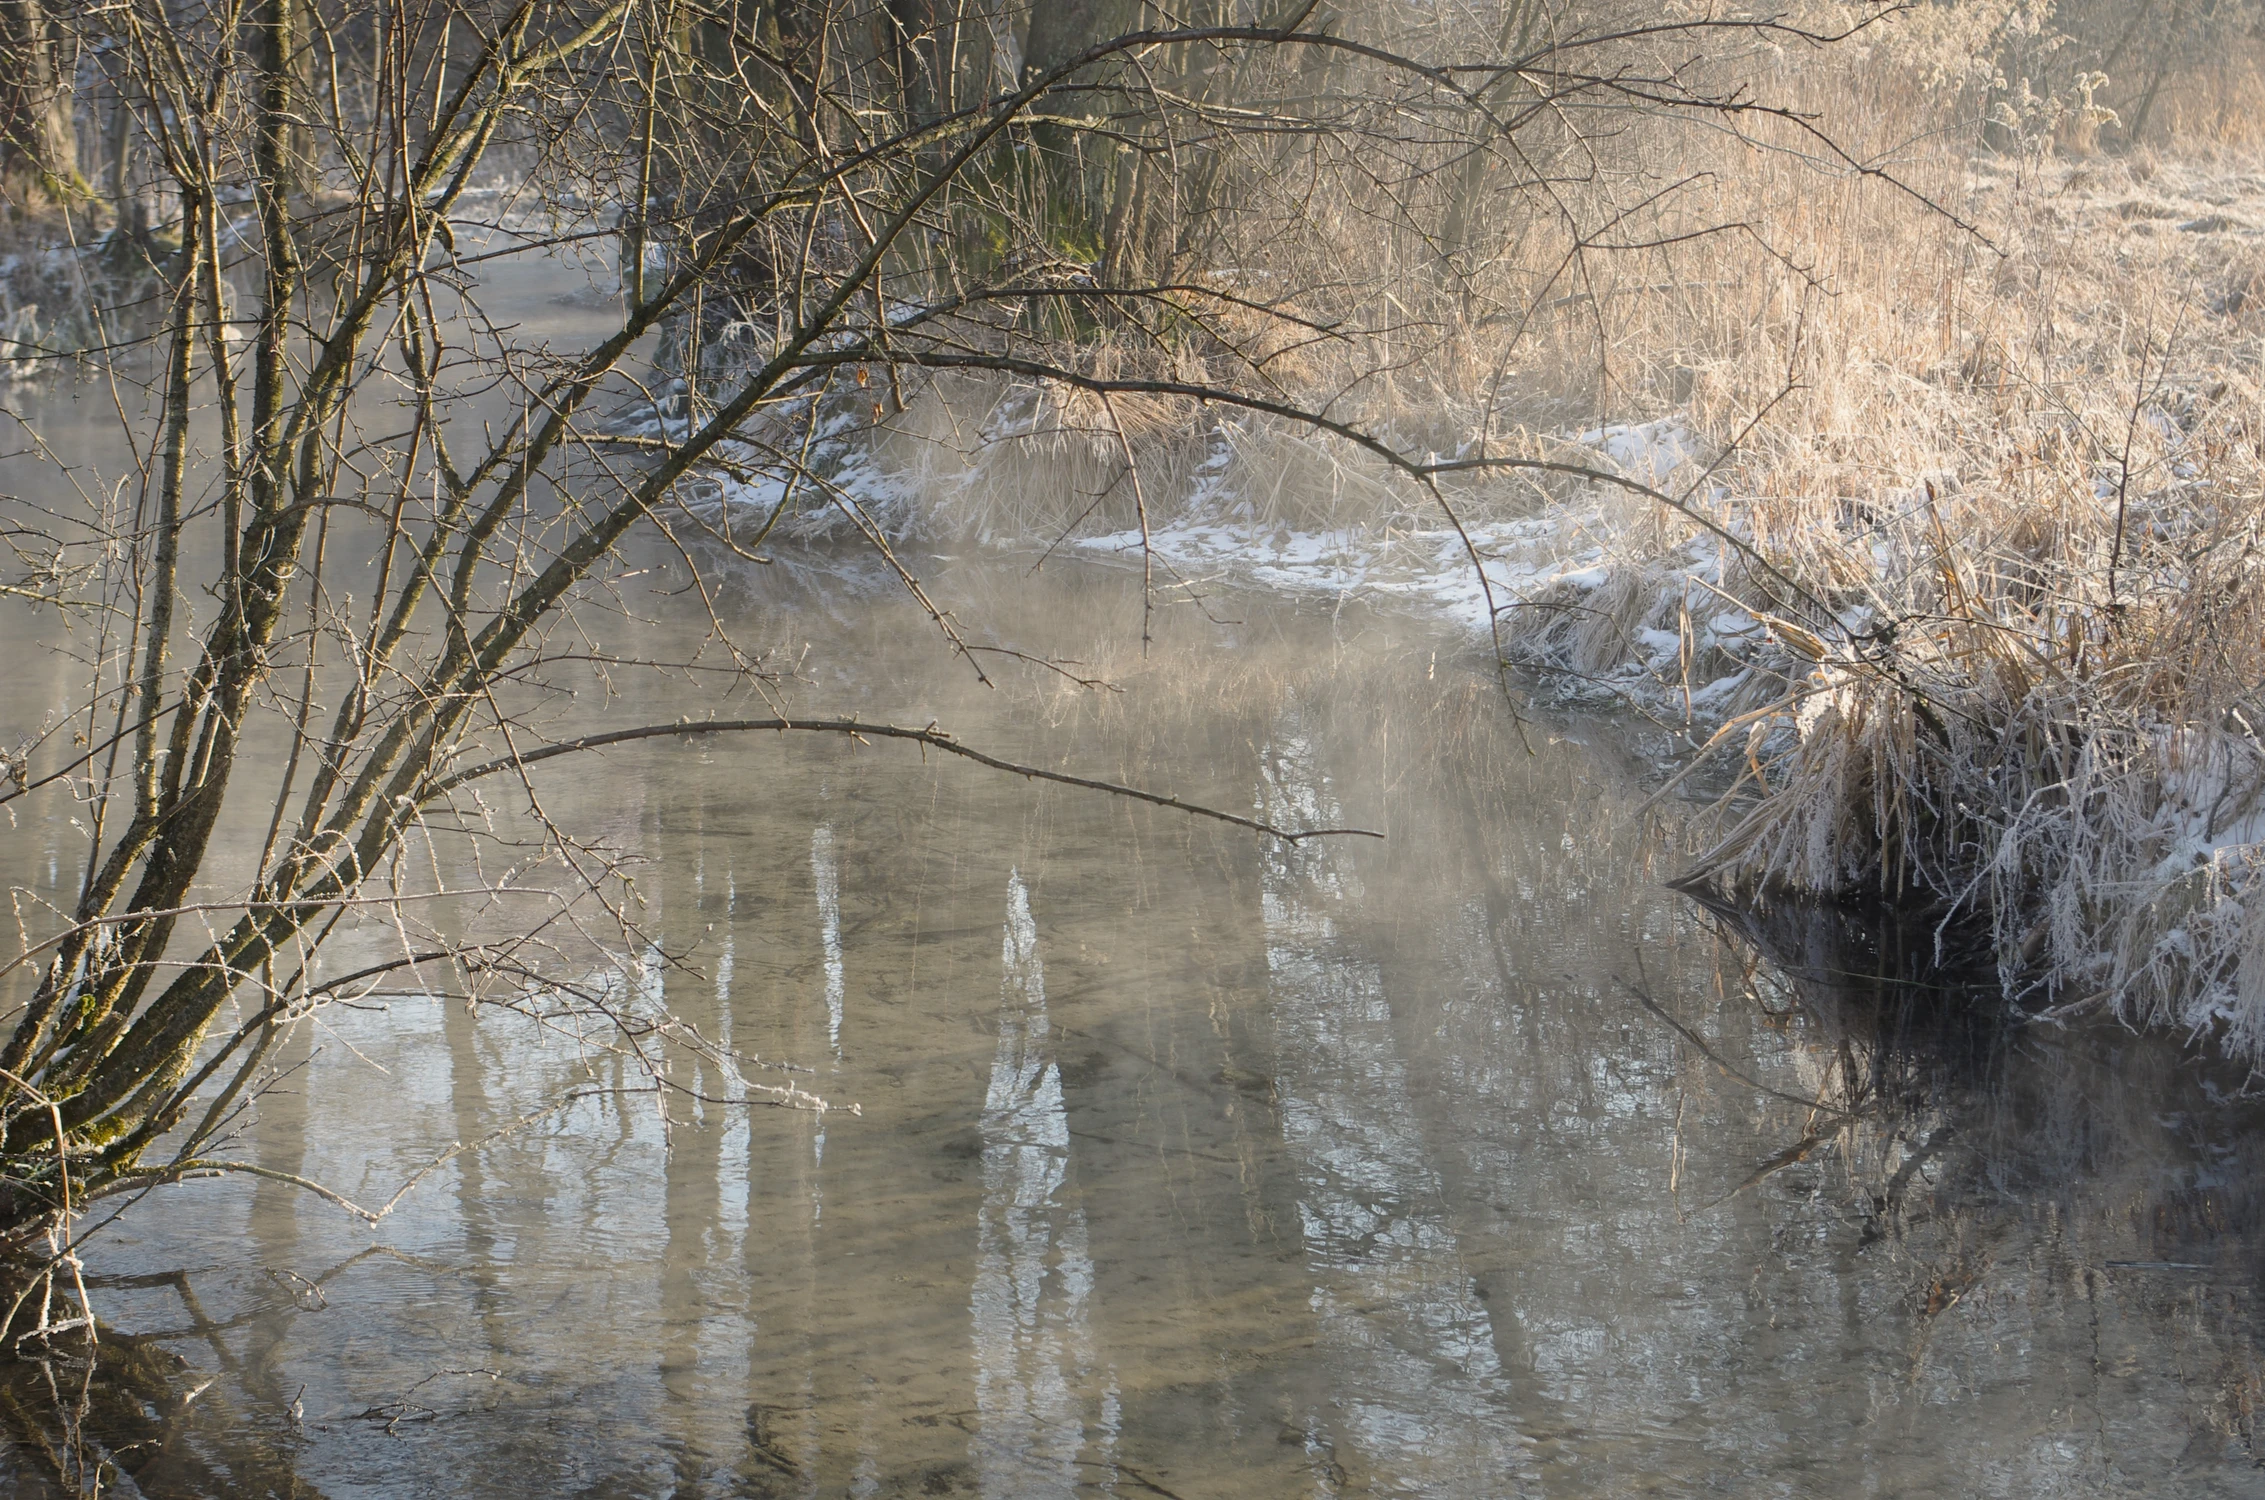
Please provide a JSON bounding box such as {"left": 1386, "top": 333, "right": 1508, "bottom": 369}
{"left": 655, "top": 138, "right": 2265, "bottom": 1063}
{"left": 12, "top": 52, "right": 2265, "bottom": 1063}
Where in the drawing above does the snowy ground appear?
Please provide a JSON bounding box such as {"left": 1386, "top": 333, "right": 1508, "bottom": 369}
{"left": 1071, "top": 416, "right": 1698, "bottom": 640}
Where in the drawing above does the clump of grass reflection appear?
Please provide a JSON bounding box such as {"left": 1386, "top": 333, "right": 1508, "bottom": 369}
{"left": 1658, "top": 884, "right": 2265, "bottom": 1475}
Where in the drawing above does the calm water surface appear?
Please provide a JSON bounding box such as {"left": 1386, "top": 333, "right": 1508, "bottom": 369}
{"left": 6, "top": 317, "right": 2265, "bottom": 1497}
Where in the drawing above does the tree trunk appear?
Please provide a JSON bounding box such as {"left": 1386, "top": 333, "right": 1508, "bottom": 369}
{"left": 106, "top": 68, "right": 142, "bottom": 239}
{"left": 887, "top": 0, "right": 943, "bottom": 129}
{"left": 0, "top": 0, "right": 79, "bottom": 213}
{"left": 1018, "top": 0, "right": 1131, "bottom": 256}
{"left": 1439, "top": 1, "right": 1547, "bottom": 286}
{"left": 1021, "top": 0, "right": 1127, "bottom": 81}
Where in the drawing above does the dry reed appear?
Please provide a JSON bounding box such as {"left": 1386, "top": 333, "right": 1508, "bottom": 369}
{"left": 1492, "top": 24, "right": 2265, "bottom": 1058}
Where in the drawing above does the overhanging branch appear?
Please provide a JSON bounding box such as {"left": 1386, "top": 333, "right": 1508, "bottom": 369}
{"left": 425, "top": 717, "right": 1383, "bottom": 843}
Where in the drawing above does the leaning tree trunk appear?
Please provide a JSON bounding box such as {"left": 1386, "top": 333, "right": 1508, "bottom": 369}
{"left": 1438, "top": 0, "right": 1551, "bottom": 293}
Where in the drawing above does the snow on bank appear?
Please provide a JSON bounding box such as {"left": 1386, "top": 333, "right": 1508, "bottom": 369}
{"left": 1064, "top": 415, "right": 1799, "bottom": 727}
{"left": 1072, "top": 514, "right": 1577, "bottom": 635}
{"left": 664, "top": 397, "right": 1805, "bottom": 726}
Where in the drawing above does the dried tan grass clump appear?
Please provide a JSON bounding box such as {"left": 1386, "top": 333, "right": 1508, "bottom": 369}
{"left": 1486, "top": 28, "right": 2265, "bottom": 1057}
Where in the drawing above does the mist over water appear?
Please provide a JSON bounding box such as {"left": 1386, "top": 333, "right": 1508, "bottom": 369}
{"left": 2, "top": 225, "right": 2264, "bottom": 1492}
{"left": 0, "top": 525, "right": 2260, "bottom": 1495}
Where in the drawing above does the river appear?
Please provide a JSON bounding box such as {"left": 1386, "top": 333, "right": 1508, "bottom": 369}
{"left": 2, "top": 253, "right": 2263, "bottom": 1497}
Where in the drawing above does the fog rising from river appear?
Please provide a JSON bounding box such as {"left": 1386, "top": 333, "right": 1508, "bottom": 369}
{"left": 1, "top": 531, "right": 2259, "bottom": 1495}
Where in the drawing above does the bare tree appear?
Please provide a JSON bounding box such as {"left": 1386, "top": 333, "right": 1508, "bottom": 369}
{"left": 0, "top": 0, "right": 1899, "bottom": 1335}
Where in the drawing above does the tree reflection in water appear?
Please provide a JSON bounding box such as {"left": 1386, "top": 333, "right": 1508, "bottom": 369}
{"left": 968, "top": 872, "right": 1120, "bottom": 1496}
{"left": 1256, "top": 713, "right": 1534, "bottom": 1494}
{"left": 7, "top": 568, "right": 2265, "bottom": 1496}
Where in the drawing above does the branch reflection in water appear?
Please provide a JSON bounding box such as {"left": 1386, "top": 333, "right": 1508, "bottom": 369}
{"left": 2, "top": 556, "right": 2262, "bottom": 1496}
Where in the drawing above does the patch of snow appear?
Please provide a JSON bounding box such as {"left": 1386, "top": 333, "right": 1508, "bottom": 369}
{"left": 1574, "top": 417, "right": 1702, "bottom": 488}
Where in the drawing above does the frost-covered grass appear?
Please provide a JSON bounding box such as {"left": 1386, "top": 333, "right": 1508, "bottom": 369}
{"left": 1498, "top": 136, "right": 2265, "bottom": 1059}
{"left": 0, "top": 228, "right": 165, "bottom": 393}
{"left": 0, "top": 251, "right": 73, "bottom": 389}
